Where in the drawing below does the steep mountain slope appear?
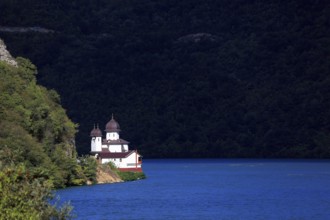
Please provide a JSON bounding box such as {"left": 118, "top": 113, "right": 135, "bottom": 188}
{"left": 1, "top": 0, "right": 330, "bottom": 158}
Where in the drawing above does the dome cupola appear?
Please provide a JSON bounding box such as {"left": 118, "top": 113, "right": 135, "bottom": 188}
{"left": 105, "top": 114, "right": 121, "bottom": 132}
{"left": 90, "top": 124, "right": 102, "bottom": 137}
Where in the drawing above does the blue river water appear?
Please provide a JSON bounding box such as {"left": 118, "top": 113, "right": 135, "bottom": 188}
{"left": 56, "top": 159, "right": 330, "bottom": 219}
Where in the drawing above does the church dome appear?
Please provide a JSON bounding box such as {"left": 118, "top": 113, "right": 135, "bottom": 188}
{"left": 105, "top": 115, "right": 121, "bottom": 132}
{"left": 90, "top": 124, "right": 102, "bottom": 137}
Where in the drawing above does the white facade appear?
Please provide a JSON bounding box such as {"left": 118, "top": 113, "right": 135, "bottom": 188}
{"left": 106, "top": 132, "right": 119, "bottom": 140}
{"left": 91, "top": 136, "right": 102, "bottom": 152}
{"left": 101, "top": 144, "right": 128, "bottom": 152}
{"left": 100, "top": 151, "right": 142, "bottom": 170}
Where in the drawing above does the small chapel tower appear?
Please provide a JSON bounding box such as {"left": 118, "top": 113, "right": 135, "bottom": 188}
{"left": 90, "top": 124, "right": 102, "bottom": 152}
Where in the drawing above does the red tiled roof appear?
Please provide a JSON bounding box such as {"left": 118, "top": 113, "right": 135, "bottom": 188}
{"left": 101, "top": 148, "right": 109, "bottom": 152}
{"left": 102, "top": 138, "right": 129, "bottom": 145}
{"left": 119, "top": 167, "right": 143, "bottom": 172}
{"left": 98, "top": 150, "right": 134, "bottom": 158}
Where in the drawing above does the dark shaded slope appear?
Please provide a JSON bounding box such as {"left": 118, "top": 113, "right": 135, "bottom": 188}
{"left": 1, "top": 0, "right": 330, "bottom": 158}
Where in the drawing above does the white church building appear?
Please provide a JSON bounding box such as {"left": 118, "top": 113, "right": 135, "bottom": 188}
{"left": 90, "top": 115, "right": 142, "bottom": 172}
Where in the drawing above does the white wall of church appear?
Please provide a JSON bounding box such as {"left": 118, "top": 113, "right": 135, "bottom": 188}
{"left": 101, "top": 152, "right": 141, "bottom": 169}
{"left": 91, "top": 137, "right": 102, "bottom": 152}
{"left": 106, "top": 132, "right": 119, "bottom": 140}
{"left": 101, "top": 158, "right": 123, "bottom": 167}
{"left": 124, "top": 153, "right": 140, "bottom": 168}
{"left": 109, "top": 144, "right": 122, "bottom": 152}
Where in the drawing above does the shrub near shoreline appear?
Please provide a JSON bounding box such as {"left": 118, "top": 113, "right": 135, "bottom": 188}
{"left": 0, "top": 165, "right": 73, "bottom": 220}
{"left": 107, "top": 162, "right": 146, "bottom": 182}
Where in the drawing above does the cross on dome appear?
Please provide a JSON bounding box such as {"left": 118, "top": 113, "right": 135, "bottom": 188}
{"left": 105, "top": 114, "right": 121, "bottom": 132}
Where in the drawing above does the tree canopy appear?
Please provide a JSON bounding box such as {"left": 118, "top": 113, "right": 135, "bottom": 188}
{"left": 0, "top": 56, "right": 89, "bottom": 187}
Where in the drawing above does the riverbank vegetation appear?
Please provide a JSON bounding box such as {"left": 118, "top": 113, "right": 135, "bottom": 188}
{"left": 118, "top": 171, "right": 146, "bottom": 182}
{"left": 0, "top": 165, "right": 73, "bottom": 220}
{"left": 107, "top": 162, "right": 146, "bottom": 182}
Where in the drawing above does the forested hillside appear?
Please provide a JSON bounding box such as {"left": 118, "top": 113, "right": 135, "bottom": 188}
{"left": 0, "top": 40, "right": 91, "bottom": 188}
{"left": 0, "top": 40, "right": 103, "bottom": 218}
{"left": 1, "top": 0, "right": 330, "bottom": 158}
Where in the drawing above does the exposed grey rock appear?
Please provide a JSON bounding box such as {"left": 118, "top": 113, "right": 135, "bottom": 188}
{"left": 0, "top": 26, "right": 55, "bottom": 33}
{"left": 0, "top": 38, "right": 18, "bottom": 67}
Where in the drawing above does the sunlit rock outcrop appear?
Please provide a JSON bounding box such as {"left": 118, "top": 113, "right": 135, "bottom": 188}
{"left": 0, "top": 38, "right": 17, "bottom": 67}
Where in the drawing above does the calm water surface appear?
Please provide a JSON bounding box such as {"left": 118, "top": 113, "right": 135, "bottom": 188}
{"left": 56, "top": 159, "right": 330, "bottom": 219}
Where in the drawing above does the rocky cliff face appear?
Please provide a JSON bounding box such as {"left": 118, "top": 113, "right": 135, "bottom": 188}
{"left": 0, "top": 38, "right": 17, "bottom": 67}
{"left": 95, "top": 164, "right": 123, "bottom": 184}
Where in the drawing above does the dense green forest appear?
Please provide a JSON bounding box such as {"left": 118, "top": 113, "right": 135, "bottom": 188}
{"left": 1, "top": 0, "right": 330, "bottom": 158}
{"left": 0, "top": 54, "right": 80, "bottom": 187}
{"left": 0, "top": 43, "right": 102, "bottom": 218}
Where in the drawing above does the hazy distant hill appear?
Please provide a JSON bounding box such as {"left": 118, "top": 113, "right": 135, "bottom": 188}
{"left": 1, "top": 0, "right": 330, "bottom": 158}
